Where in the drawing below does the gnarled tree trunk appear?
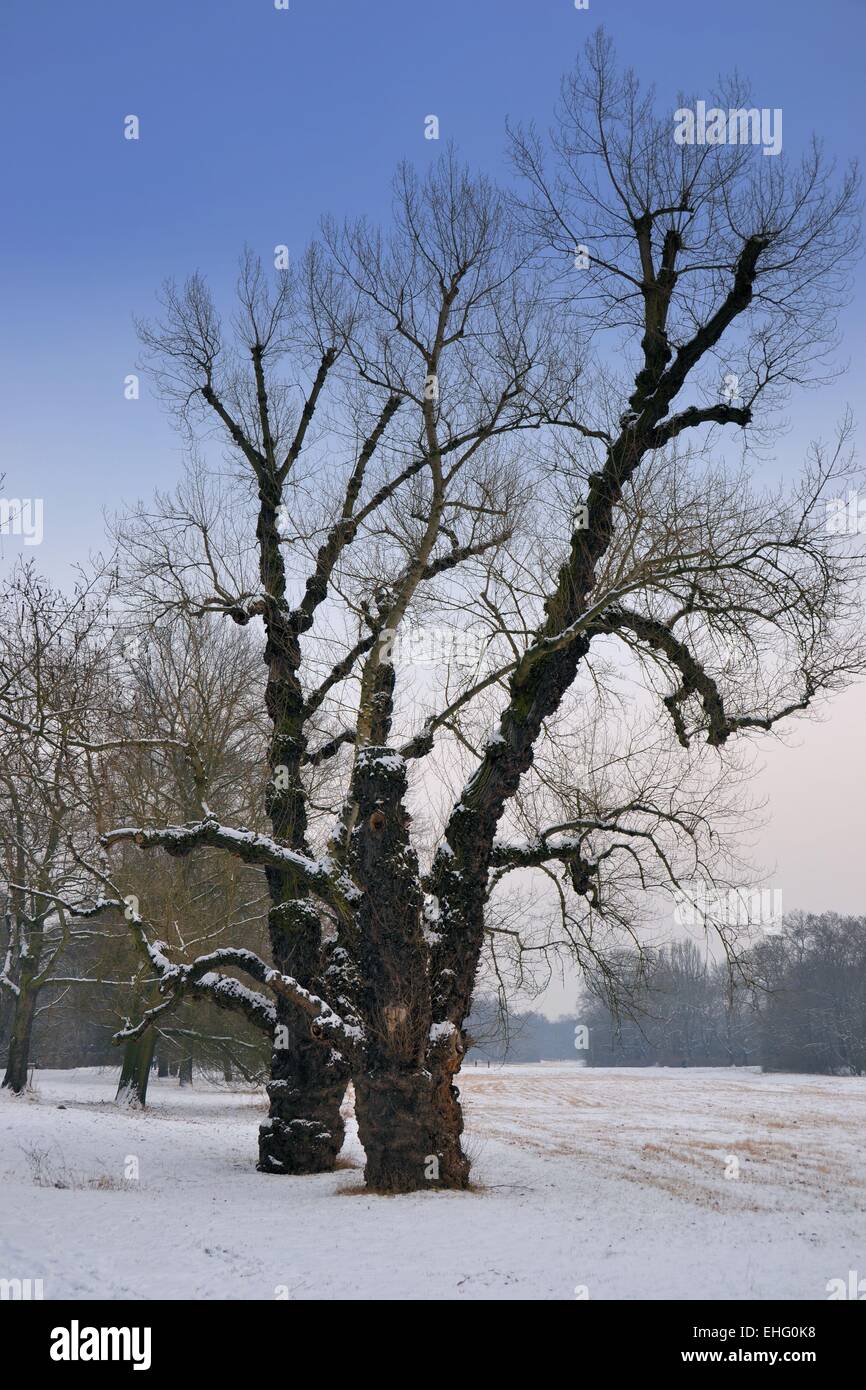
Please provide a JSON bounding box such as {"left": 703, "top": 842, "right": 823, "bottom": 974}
{"left": 429, "top": 1031, "right": 471, "bottom": 1189}
{"left": 348, "top": 748, "right": 453, "bottom": 1192}
{"left": 256, "top": 464, "right": 348, "bottom": 1175}
{"left": 260, "top": 898, "right": 348, "bottom": 1173}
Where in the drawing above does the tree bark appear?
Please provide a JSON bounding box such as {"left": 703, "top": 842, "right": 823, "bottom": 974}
{"left": 429, "top": 1042, "right": 471, "bottom": 1189}
{"left": 1, "top": 983, "right": 37, "bottom": 1093}
{"left": 255, "top": 464, "right": 348, "bottom": 1175}
{"left": 115, "top": 1028, "right": 157, "bottom": 1107}
{"left": 347, "top": 748, "right": 456, "bottom": 1192}
{"left": 353, "top": 1070, "right": 438, "bottom": 1192}
{"left": 259, "top": 898, "right": 348, "bottom": 1173}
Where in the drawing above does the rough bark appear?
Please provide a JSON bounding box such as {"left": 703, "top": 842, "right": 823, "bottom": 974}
{"left": 347, "top": 748, "right": 447, "bottom": 1192}
{"left": 428, "top": 1027, "right": 471, "bottom": 1189}
{"left": 115, "top": 1028, "right": 157, "bottom": 1107}
{"left": 256, "top": 465, "right": 348, "bottom": 1174}
{"left": 259, "top": 899, "right": 348, "bottom": 1173}
{"left": 2, "top": 983, "right": 36, "bottom": 1093}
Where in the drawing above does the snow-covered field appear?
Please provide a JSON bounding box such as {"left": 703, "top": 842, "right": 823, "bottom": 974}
{"left": 1, "top": 1063, "right": 863, "bottom": 1300}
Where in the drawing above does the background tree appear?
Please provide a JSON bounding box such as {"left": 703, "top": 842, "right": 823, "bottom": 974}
{"left": 89, "top": 612, "right": 272, "bottom": 1106}
{"left": 755, "top": 913, "right": 866, "bottom": 1074}
{"left": 0, "top": 565, "right": 121, "bottom": 1091}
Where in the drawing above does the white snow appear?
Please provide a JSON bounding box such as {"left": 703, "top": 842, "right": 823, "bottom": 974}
{"left": 1, "top": 1063, "right": 863, "bottom": 1300}
{"left": 357, "top": 750, "right": 405, "bottom": 773}
{"left": 428, "top": 1021, "right": 456, "bottom": 1041}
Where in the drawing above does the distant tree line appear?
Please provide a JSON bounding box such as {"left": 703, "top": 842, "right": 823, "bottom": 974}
{"left": 467, "top": 914, "right": 866, "bottom": 1076}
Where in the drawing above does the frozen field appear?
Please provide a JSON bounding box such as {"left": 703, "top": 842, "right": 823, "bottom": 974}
{"left": 1, "top": 1063, "right": 863, "bottom": 1300}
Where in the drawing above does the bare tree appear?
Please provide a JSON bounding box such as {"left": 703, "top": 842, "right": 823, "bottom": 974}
{"left": 755, "top": 913, "right": 866, "bottom": 1074}
{"left": 0, "top": 565, "right": 121, "bottom": 1092}
{"left": 103, "top": 150, "right": 579, "bottom": 1182}
{"left": 100, "top": 37, "right": 862, "bottom": 1192}
{"left": 97, "top": 614, "right": 272, "bottom": 1105}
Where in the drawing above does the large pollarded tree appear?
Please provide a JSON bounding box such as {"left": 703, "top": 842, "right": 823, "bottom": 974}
{"left": 102, "top": 34, "right": 861, "bottom": 1191}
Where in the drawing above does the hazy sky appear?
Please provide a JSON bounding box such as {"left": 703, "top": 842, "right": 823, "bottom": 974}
{"left": 1, "top": 0, "right": 864, "bottom": 1015}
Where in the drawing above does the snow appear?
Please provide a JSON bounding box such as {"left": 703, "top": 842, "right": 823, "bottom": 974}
{"left": 428, "top": 1021, "right": 457, "bottom": 1041}
{"left": 422, "top": 896, "right": 442, "bottom": 946}
{"left": 356, "top": 749, "right": 405, "bottom": 773}
{"left": 1, "top": 1064, "right": 864, "bottom": 1300}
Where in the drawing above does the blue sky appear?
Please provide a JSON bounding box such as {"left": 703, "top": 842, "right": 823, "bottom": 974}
{"left": 1, "top": 0, "right": 864, "bottom": 969}
{"left": 1, "top": 0, "right": 864, "bottom": 565}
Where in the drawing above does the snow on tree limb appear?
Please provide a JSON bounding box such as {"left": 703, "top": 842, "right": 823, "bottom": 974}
{"left": 100, "top": 817, "right": 359, "bottom": 919}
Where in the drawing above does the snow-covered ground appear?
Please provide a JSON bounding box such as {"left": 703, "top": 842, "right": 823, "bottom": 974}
{"left": 1, "top": 1063, "right": 863, "bottom": 1300}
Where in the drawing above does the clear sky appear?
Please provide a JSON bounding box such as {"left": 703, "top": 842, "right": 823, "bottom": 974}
{"left": 2, "top": 0, "right": 864, "bottom": 1012}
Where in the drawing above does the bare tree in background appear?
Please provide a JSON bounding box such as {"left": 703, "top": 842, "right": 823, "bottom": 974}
{"left": 0, "top": 565, "right": 121, "bottom": 1092}
{"left": 754, "top": 913, "right": 866, "bottom": 1074}
{"left": 101, "top": 35, "right": 862, "bottom": 1192}
{"left": 95, "top": 615, "right": 272, "bottom": 1105}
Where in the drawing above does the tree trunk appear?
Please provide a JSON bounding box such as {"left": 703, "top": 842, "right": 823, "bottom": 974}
{"left": 353, "top": 1070, "right": 438, "bottom": 1192}
{"left": 258, "top": 899, "right": 348, "bottom": 1175}
{"left": 429, "top": 1049, "right": 472, "bottom": 1189}
{"left": 115, "top": 1029, "right": 157, "bottom": 1107}
{"left": 157, "top": 1055, "right": 169, "bottom": 1078}
{"left": 255, "top": 471, "right": 348, "bottom": 1175}
{"left": 178, "top": 1055, "right": 193, "bottom": 1086}
{"left": 2, "top": 984, "right": 37, "bottom": 1093}
{"left": 347, "top": 748, "right": 459, "bottom": 1193}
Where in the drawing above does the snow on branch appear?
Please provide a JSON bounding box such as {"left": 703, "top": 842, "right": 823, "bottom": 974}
{"left": 101, "top": 815, "right": 359, "bottom": 919}
{"left": 62, "top": 857, "right": 362, "bottom": 1049}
